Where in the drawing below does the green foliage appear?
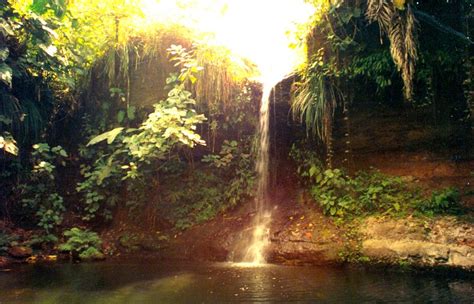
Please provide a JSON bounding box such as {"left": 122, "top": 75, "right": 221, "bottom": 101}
{"left": 292, "top": 48, "right": 339, "bottom": 144}
{"left": 346, "top": 50, "right": 395, "bottom": 95}
{"left": 160, "top": 139, "right": 255, "bottom": 230}
{"left": 19, "top": 143, "right": 67, "bottom": 232}
{"left": 415, "top": 188, "right": 462, "bottom": 216}
{"left": 76, "top": 155, "right": 121, "bottom": 221}
{"left": 202, "top": 140, "right": 239, "bottom": 168}
{"left": 291, "top": 144, "right": 462, "bottom": 218}
{"left": 0, "top": 0, "right": 72, "bottom": 146}
{"left": 0, "top": 230, "right": 18, "bottom": 253}
{"left": 27, "top": 233, "right": 59, "bottom": 247}
{"left": 168, "top": 172, "right": 224, "bottom": 230}
{"left": 77, "top": 45, "right": 206, "bottom": 220}
{"left": 121, "top": 72, "right": 206, "bottom": 174}
{"left": 337, "top": 221, "right": 370, "bottom": 263}
{"left": 58, "top": 227, "right": 103, "bottom": 260}
{"left": 0, "top": 131, "right": 18, "bottom": 155}
{"left": 87, "top": 127, "right": 124, "bottom": 146}
{"left": 163, "top": 169, "right": 252, "bottom": 231}
{"left": 202, "top": 139, "right": 255, "bottom": 207}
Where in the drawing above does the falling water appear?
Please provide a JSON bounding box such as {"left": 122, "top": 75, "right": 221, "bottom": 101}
{"left": 240, "top": 83, "right": 274, "bottom": 265}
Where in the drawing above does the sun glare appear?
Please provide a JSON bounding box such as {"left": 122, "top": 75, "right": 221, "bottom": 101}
{"left": 139, "top": 0, "right": 314, "bottom": 84}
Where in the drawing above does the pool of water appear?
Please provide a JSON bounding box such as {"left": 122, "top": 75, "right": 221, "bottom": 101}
{"left": 0, "top": 260, "right": 473, "bottom": 303}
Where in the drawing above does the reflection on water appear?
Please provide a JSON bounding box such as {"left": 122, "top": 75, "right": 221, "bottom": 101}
{"left": 0, "top": 260, "right": 473, "bottom": 303}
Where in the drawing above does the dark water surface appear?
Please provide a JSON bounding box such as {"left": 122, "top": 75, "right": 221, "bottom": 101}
{"left": 0, "top": 260, "right": 473, "bottom": 303}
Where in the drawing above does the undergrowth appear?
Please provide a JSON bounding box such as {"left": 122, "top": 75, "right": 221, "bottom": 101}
{"left": 291, "top": 144, "right": 464, "bottom": 219}
{"left": 159, "top": 140, "right": 255, "bottom": 230}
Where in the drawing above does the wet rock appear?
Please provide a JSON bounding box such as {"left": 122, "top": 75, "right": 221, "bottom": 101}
{"left": 118, "top": 233, "right": 168, "bottom": 253}
{"left": 139, "top": 236, "right": 165, "bottom": 252}
{"left": 362, "top": 240, "right": 450, "bottom": 263}
{"left": 449, "top": 247, "right": 474, "bottom": 268}
{"left": 361, "top": 217, "right": 474, "bottom": 270}
{"left": 118, "top": 234, "right": 141, "bottom": 252}
{"left": 267, "top": 241, "right": 341, "bottom": 266}
{"left": 82, "top": 251, "right": 106, "bottom": 261}
{"left": 0, "top": 256, "right": 13, "bottom": 268}
{"left": 8, "top": 246, "right": 33, "bottom": 259}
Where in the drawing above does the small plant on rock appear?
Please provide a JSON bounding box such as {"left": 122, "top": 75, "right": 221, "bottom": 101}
{"left": 415, "top": 188, "right": 462, "bottom": 216}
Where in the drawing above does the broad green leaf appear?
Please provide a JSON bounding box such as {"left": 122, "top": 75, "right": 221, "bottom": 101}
{"left": 0, "top": 115, "right": 12, "bottom": 125}
{"left": 0, "top": 20, "right": 15, "bottom": 36}
{"left": 0, "top": 48, "right": 8, "bottom": 61}
{"left": 30, "top": 0, "right": 49, "bottom": 15}
{"left": 0, "top": 136, "right": 18, "bottom": 155}
{"left": 352, "top": 8, "right": 361, "bottom": 18}
{"left": 127, "top": 106, "right": 136, "bottom": 120}
{"left": 117, "top": 110, "right": 125, "bottom": 123}
{"left": 0, "top": 63, "right": 12, "bottom": 87}
{"left": 97, "top": 164, "right": 112, "bottom": 185}
{"left": 309, "top": 165, "right": 318, "bottom": 177}
{"left": 87, "top": 127, "right": 124, "bottom": 146}
{"left": 30, "top": 0, "right": 66, "bottom": 18}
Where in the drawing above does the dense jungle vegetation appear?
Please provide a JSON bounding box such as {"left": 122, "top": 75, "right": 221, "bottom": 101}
{"left": 0, "top": 0, "right": 472, "bottom": 261}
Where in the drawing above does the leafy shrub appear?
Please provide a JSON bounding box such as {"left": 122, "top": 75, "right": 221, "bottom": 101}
{"left": 415, "top": 188, "right": 462, "bottom": 216}
{"left": 158, "top": 140, "right": 255, "bottom": 230}
{"left": 58, "top": 228, "right": 103, "bottom": 260}
{"left": 202, "top": 140, "right": 239, "bottom": 168}
{"left": 19, "top": 143, "right": 67, "bottom": 232}
{"left": 76, "top": 153, "right": 122, "bottom": 221}
{"left": 0, "top": 231, "right": 18, "bottom": 253}
{"left": 27, "top": 233, "right": 59, "bottom": 248}
{"left": 203, "top": 139, "right": 255, "bottom": 206}
{"left": 76, "top": 45, "right": 206, "bottom": 221}
{"left": 164, "top": 171, "right": 232, "bottom": 230}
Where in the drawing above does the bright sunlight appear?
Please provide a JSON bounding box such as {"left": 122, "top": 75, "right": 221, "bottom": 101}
{"left": 139, "top": 0, "right": 314, "bottom": 83}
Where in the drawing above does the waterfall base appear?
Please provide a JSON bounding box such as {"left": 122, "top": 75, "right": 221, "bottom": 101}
{"left": 240, "top": 211, "right": 272, "bottom": 265}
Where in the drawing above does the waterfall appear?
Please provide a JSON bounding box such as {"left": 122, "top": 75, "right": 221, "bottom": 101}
{"left": 241, "top": 83, "right": 273, "bottom": 265}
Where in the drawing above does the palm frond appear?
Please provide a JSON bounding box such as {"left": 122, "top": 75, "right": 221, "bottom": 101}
{"left": 291, "top": 72, "right": 337, "bottom": 145}
{"left": 367, "top": 0, "right": 418, "bottom": 100}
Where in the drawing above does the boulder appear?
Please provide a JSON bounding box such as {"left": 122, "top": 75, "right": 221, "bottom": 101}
{"left": 0, "top": 256, "right": 13, "bottom": 268}
{"left": 360, "top": 217, "right": 474, "bottom": 270}
{"left": 8, "top": 246, "right": 33, "bottom": 259}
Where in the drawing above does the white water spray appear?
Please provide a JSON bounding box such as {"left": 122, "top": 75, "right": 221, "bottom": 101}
{"left": 240, "top": 82, "right": 275, "bottom": 265}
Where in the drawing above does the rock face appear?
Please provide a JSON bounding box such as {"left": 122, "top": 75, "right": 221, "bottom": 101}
{"left": 330, "top": 105, "right": 473, "bottom": 196}
{"left": 266, "top": 209, "right": 345, "bottom": 265}
{"left": 8, "top": 246, "right": 33, "bottom": 259}
{"left": 267, "top": 242, "right": 341, "bottom": 266}
{"left": 158, "top": 196, "right": 474, "bottom": 271}
{"left": 360, "top": 217, "right": 474, "bottom": 270}
{"left": 159, "top": 200, "right": 347, "bottom": 266}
